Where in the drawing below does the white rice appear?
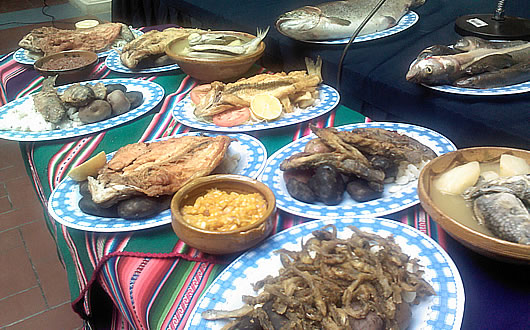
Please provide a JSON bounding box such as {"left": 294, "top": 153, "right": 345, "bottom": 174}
{"left": 0, "top": 96, "right": 83, "bottom": 132}
{"left": 387, "top": 160, "right": 429, "bottom": 193}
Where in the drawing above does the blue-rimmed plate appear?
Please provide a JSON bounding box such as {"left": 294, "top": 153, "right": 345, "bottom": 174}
{"left": 259, "top": 122, "right": 456, "bottom": 219}
{"left": 302, "top": 11, "right": 418, "bottom": 45}
{"left": 172, "top": 84, "right": 340, "bottom": 132}
{"left": 47, "top": 132, "right": 268, "bottom": 232}
{"left": 186, "top": 217, "right": 465, "bottom": 330}
{"left": 425, "top": 81, "right": 530, "bottom": 95}
{"left": 0, "top": 78, "right": 164, "bottom": 141}
{"left": 105, "top": 49, "right": 180, "bottom": 74}
{"left": 13, "top": 28, "right": 143, "bottom": 65}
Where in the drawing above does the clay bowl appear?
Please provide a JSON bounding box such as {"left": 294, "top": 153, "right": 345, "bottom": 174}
{"left": 171, "top": 174, "right": 276, "bottom": 255}
{"left": 418, "top": 147, "right": 530, "bottom": 263}
{"left": 34, "top": 50, "right": 98, "bottom": 85}
{"left": 165, "top": 31, "right": 265, "bottom": 82}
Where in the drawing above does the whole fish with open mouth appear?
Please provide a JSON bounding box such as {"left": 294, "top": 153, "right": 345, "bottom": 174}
{"left": 275, "top": 0, "right": 425, "bottom": 41}
{"left": 406, "top": 41, "right": 530, "bottom": 85}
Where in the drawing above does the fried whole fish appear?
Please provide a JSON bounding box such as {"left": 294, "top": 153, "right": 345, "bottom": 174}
{"left": 88, "top": 135, "right": 231, "bottom": 207}
{"left": 463, "top": 175, "right": 530, "bottom": 245}
{"left": 194, "top": 57, "right": 322, "bottom": 118}
{"left": 406, "top": 41, "right": 530, "bottom": 85}
{"left": 32, "top": 76, "right": 66, "bottom": 123}
{"left": 275, "top": 0, "right": 426, "bottom": 41}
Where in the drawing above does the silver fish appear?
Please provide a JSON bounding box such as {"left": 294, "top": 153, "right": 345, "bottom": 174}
{"left": 275, "top": 0, "right": 425, "bottom": 41}
{"left": 406, "top": 42, "right": 530, "bottom": 85}
{"left": 453, "top": 36, "right": 528, "bottom": 52}
{"left": 463, "top": 175, "right": 530, "bottom": 245}
{"left": 188, "top": 27, "right": 269, "bottom": 55}
{"left": 454, "top": 62, "right": 530, "bottom": 89}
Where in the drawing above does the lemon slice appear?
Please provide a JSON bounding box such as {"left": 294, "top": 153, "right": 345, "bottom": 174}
{"left": 68, "top": 151, "right": 107, "bottom": 182}
{"left": 250, "top": 94, "right": 283, "bottom": 120}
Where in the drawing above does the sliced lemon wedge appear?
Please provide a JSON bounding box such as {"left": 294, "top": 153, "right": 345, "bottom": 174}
{"left": 68, "top": 151, "right": 107, "bottom": 182}
{"left": 250, "top": 94, "right": 283, "bottom": 120}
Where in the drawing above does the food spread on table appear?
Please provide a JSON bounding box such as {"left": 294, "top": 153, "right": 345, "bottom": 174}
{"left": 431, "top": 154, "right": 530, "bottom": 245}
{"left": 275, "top": 0, "right": 425, "bottom": 41}
{"left": 202, "top": 224, "right": 435, "bottom": 329}
{"left": 74, "top": 135, "right": 234, "bottom": 220}
{"left": 18, "top": 22, "right": 135, "bottom": 59}
{"left": 406, "top": 36, "right": 530, "bottom": 89}
{"left": 191, "top": 57, "right": 323, "bottom": 127}
{"left": 280, "top": 125, "right": 436, "bottom": 205}
{"left": 0, "top": 77, "right": 144, "bottom": 132}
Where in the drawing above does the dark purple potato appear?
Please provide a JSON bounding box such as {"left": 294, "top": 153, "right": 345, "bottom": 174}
{"left": 105, "top": 83, "right": 127, "bottom": 94}
{"left": 346, "top": 178, "right": 383, "bottom": 202}
{"left": 125, "top": 91, "right": 143, "bottom": 109}
{"left": 78, "top": 180, "right": 91, "bottom": 198}
{"left": 286, "top": 178, "right": 317, "bottom": 203}
{"left": 309, "top": 165, "right": 345, "bottom": 205}
{"left": 79, "top": 197, "right": 119, "bottom": 217}
{"left": 117, "top": 195, "right": 170, "bottom": 220}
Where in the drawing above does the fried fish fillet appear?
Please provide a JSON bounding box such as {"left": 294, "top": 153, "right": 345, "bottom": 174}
{"left": 88, "top": 135, "right": 231, "bottom": 206}
{"left": 119, "top": 27, "right": 203, "bottom": 68}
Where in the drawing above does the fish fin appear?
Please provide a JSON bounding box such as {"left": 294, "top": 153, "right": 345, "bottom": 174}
{"left": 326, "top": 16, "right": 351, "bottom": 26}
{"left": 305, "top": 56, "right": 323, "bottom": 82}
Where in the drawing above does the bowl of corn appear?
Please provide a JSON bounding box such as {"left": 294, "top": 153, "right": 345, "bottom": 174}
{"left": 170, "top": 174, "right": 276, "bottom": 254}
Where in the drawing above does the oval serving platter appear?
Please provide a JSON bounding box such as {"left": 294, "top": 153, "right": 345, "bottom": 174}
{"left": 425, "top": 80, "right": 530, "bottom": 96}
{"left": 172, "top": 84, "right": 340, "bottom": 132}
{"left": 47, "top": 132, "right": 268, "bottom": 232}
{"left": 259, "top": 122, "right": 456, "bottom": 219}
{"left": 299, "top": 11, "right": 418, "bottom": 45}
{"left": 0, "top": 78, "right": 164, "bottom": 142}
{"left": 186, "top": 217, "right": 465, "bottom": 330}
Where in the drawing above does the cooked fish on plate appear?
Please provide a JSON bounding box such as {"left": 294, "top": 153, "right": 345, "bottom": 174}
{"left": 47, "top": 132, "right": 268, "bottom": 232}
{"left": 259, "top": 122, "right": 456, "bottom": 219}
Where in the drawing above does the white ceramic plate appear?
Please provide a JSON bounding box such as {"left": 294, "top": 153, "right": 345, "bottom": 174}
{"left": 259, "top": 122, "right": 456, "bottom": 219}
{"left": 13, "top": 28, "right": 143, "bottom": 65}
{"left": 172, "top": 84, "right": 340, "bottom": 132}
{"left": 300, "top": 11, "right": 418, "bottom": 45}
{"left": 0, "top": 78, "right": 164, "bottom": 141}
{"left": 47, "top": 132, "right": 268, "bottom": 232}
{"left": 105, "top": 49, "right": 180, "bottom": 74}
{"left": 186, "top": 217, "right": 465, "bottom": 330}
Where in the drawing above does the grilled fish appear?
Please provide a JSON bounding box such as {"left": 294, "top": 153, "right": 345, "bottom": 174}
{"left": 194, "top": 57, "right": 322, "bottom": 118}
{"left": 275, "top": 0, "right": 425, "bottom": 41}
{"left": 32, "top": 76, "right": 66, "bottom": 124}
{"left": 88, "top": 135, "right": 231, "bottom": 207}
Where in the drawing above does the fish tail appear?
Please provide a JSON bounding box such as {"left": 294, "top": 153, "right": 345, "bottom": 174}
{"left": 305, "top": 56, "right": 323, "bottom": 81}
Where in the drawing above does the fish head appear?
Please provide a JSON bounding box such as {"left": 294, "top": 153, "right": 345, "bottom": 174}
{"left": 410, "top": 0, "right": 426, "bottom": 9}
{"left": 405, "top": 57, "right": 454, "bottom": 85}
{"left": 276, "top": 6, "right": 323, "bottom": 40}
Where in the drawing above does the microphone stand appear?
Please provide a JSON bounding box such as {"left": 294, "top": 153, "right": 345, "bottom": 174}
{"left": 454, "top": 0, "right": 530, "bottom": 41}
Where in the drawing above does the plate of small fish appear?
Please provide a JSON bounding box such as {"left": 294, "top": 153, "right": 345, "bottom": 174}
{"left": 0, "top": 78, "right": 164, "bottom": 141}
{"left": 302, "top": 11, "right": 418, "bottom": 45}
{"left": 13, "top": 28, "right": 143, "bottom": 65}
{"left": 259, "top": 122, "right": 456, "bottom": 219}
{"left": 47, "top": 132, "right": 268, "bottom": 232}
{"left": 186, "top": 218, "right": 465, "bottom": 329}
{"left": 105, "top": 49, "right": 180, "bottom": 74}
{"left": 172, "top": 84, "right": 339, "bottom": 132}
{"left": 406, "top": 36, "right": 530, "bottom": 95}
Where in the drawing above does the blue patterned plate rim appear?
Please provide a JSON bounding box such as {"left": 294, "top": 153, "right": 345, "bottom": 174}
{"left": 0, "top": 78, "right": 164, "bottom": 142}
{"left": 172, "top": 84, "right": 340, "bottom": 132}
{"left": 186, "top": 217, "right": 465, "bottom": 330}
{"left": 13, "top": 28, "right": 143, "bottom": 65}
{"left": 47, "top": 132, "right": 268, "bottom": 232}
{"left": 258, "top": 122, "right": 456, "bottom": 219}
{"left": 105, "top": 49, "right": 181, "bottom": 74}
{"left": 425, "top": 80, "right": 530, "bottom": 96}
{"left": 302, "top": 11, "right": 418, "bottom": 45}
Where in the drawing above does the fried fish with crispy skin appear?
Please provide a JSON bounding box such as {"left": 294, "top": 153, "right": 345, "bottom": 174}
{"left": 19, "top": 23, "right": 124, "bottom": 56}
{"left": 88, "top": 135, "right": 231, "bottom": 207}
{"left": 119, "top": 27, "right": 203, "bottom": 68}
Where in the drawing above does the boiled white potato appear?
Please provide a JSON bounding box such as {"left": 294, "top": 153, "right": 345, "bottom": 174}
{"left": 434, "top": 161, "right": 480, "bottom": 195}
{"left": 68, "top": 151, "right": 106, "bottom": 182}
{"left": 499, "top": 154, "right": 530, "bottom": 177}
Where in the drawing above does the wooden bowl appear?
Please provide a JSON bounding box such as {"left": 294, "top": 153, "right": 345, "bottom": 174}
{"left": 171, "top": 174, "right": 276, "bottom": 255}
{"left": 418, "top": 147, "right": 530, "bottom": 263}
{"left": 165, "top": 31, "right": 265, "bottom": 82}
{"left": 34, "top": 50, "right": 98, "bottom": 85}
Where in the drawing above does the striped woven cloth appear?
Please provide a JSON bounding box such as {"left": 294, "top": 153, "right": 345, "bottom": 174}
{"left": 0, "top": 46, "right": 447, "bottom": 329}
